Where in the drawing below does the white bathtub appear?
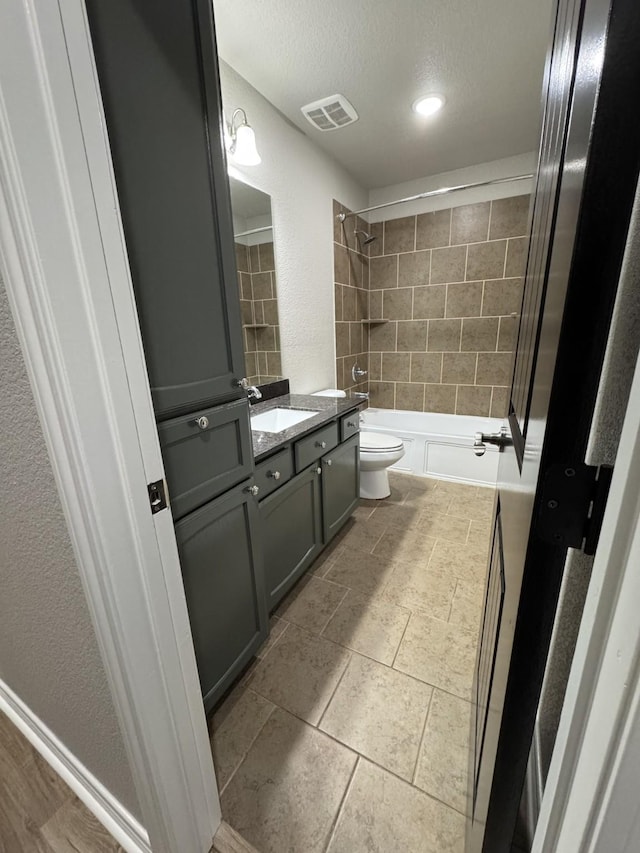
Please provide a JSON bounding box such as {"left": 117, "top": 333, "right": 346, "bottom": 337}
{"left": 360, "top": 408, "right": 503, "bottom": 486}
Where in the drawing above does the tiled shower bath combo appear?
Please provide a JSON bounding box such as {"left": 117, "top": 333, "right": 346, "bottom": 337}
{"left": 334, "top": 196, "right": 529, "bottom": 417}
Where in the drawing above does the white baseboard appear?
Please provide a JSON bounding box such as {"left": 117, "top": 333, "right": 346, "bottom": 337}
{"left": 0, "top": 679, "right": 151, "bottom": 853}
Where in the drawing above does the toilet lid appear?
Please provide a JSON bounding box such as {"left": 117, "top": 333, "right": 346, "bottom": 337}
{"left": 360, "top": 431, "right": 404, "bottom": 452}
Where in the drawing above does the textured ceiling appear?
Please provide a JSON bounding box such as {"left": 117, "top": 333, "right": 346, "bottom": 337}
{"left": 213, "top": 0, "right": 554, "bottom": 189}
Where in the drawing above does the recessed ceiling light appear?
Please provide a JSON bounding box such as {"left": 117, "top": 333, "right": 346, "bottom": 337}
{"left": 412, "top": 95, "right": 445, "bottom": 116}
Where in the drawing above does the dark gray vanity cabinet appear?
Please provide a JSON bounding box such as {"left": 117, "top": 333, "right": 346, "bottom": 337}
{"left": 257, "top": 415, "right": 360, "bottom": 610}
{"left": 85, "top": 1, "right": 268, "bottom": 711}
{"left": 321, "top": 434, "right": 360, "bottom": 543}
{"left": 85, "top": 0, "right": 245, "bottom": 419}
{"left": 261, "top": 466, "right": 324, "bottom": 609}
{"left": 175, "top": 480, "right": 267, "bottom": 712}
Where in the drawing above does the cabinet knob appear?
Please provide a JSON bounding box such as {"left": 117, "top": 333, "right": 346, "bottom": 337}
{"left": 245, "top": 484, "right": 259, "bottom": 496}
{"left": 347, "top": 421, "right": 356, "bottom": 428}
{"left": 268, "top": 470, "right": 281, "bottom": 480}
{"left": 317, "top": 440, "right": 327, "bottom": 448}
{"left": 325, "top": 459, "right": 333, "bottom": 466}
{"left": 316, "top": 467, "right": 322, "bottom": 475}
{"left": 195, "top": 415, "right": 209, "bottom": 430}
{"left": 235, "top": 377, "right": 250, "bottom": 390}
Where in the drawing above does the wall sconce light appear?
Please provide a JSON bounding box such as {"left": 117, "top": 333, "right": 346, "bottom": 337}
{"left": 226, "top": 108, "right": 261, "bottom": 166}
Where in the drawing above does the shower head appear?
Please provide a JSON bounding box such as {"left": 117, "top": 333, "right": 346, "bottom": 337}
{"left": 354, "top": 228, "right": 377, "bottom": 246}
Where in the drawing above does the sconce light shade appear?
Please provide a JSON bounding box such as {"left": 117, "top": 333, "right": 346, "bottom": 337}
{"left": 233, "top": 123, "right": 261, "bottom": 166}
{"left": 227, "top": 108, "right": 261, "bottom": 166}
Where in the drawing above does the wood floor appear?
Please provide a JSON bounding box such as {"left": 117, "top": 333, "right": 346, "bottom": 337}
{"left": 210, "top": 471, "right": 494, "bottom": 853}
{"left": 0, "top": 711, "right": 123, "bottom": 852}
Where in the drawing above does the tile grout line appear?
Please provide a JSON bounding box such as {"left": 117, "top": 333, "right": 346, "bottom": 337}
{"left": 316, "top": 652, "right": 353, "bottom": 730}
{"left": 323, "top": 756, "right": 360, "bottom": 853}
{"left": 317, "top": 723, "right": 472, "bottom": 824}
{"left": 411, "top": 687, "right": 434, "bottom": 787}
{"left": 244, "top": 644, "right": 478, "bottom": 732}
{"left": 446, "top": 579, "right": 460, "bottom": 623}
{"left": 217, "top": 696, "right": 277, "bottom": 799}
{"left": 317, "top": 584, "right": 349, "bottom": 636}
{"left": 255, "top": 620, "right": 289, "bottom": 666}
{"left": 390, "top": 606, "right": 413, "bottom": 669}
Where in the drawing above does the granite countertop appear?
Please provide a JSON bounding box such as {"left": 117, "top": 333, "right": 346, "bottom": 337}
{"left": 250, "top": 393, "right": 362, "bottom": 460}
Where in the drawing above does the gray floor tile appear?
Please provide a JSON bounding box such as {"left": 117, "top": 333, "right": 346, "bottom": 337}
{"left": 373, "top": 527, "right": 436, "bottom": 565}
{"left": 320, "top": 654, "right": 432, "bottom": 781}
{"left": 325, "top": 545, "right": 397, "bottom": 598}
{"left": 394, "top": 612, "right": 477, "bottom": 699}
{"left": 211, "top": 689, "right": 275, "bottom": 791}
{"left": 276, "top": 576, "right": 347, "bottom": 634}
{"left": 327, "top": 758, "right": 465, "bottom": 853}
{"left": 384, "top": 560, "right": 457, "bottom": 619}
{"left": 248, "top": 624, "right": 350, "bottom": 725}
{"left": 337, "top": 517, "right": 389, "bottom": 553}
{"left": 256, "top": 616, "right": 288, "bottom": 660}
{"left": 322, "top": 589, "right": 410, "bottom": 665}
{"left": 222, "top": 708, "right": 357, "bottom": 853}
{"left": 414, "top": 689, "right": 472, "bottom": 814}
{"left": 415, "top": 511, "right": 471, "bottom": 543}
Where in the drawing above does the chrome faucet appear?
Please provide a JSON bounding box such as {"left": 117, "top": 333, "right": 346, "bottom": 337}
{"left": 247, "top": 384, "right": 262, "bottom": 401}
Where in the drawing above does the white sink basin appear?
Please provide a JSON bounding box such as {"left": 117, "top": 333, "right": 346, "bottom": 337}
{"left": 251, "top": 407, "right": 317, "bottom": 433}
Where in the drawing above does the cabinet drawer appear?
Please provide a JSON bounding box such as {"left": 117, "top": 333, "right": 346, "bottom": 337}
{"left": 158, "top": 398, "right": 253, "bottom": 520}
{"left": 340, "top": 411, "right": 360, "bottom": 442}
{"left": 294, "top": 421, "right": 339, "bottom": 472}
{"left": 254, "top": 447, "right": 294, "bottom": 500}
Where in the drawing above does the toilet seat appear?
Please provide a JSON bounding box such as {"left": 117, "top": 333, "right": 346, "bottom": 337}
{"left": 360, "top": 431, "right": 404, "bottom": 453}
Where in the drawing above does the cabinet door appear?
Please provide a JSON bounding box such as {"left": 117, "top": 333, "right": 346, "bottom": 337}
{"left": 174, "top": 481, "right": 267, "bottom": 711}
{"left": 321, "top": 434, "right": 360, "bottom": 543}
{"left": 261, "top": 466, "right": 323, "bottom": 610}
{"left": 85, "top": 0, "right": 246, "bottom": 419}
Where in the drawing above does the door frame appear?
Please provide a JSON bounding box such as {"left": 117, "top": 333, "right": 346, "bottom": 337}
{"left": 2, "top": 2, "right": 640, "bottom": 853}
{"left": 0, "top": 1, "right": 220, "bottom": 851}
{"left": 533, "top": 329, "right": 640, "bottom": 851}
{"left": 477, "top": 0, "right": 640, "bottom": 845}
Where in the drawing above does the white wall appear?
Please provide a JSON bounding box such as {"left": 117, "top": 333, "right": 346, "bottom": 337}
{"left": 0, "top": 276, "right": 141, "bottom": 821}
{"left": 368, "top": 153, "right": 537, "bottom": 220}
{"left": 219, "top": 61, "right": 368, "bottom": 393}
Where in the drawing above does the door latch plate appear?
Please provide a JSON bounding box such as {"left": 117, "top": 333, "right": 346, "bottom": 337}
{"left": 148, "top": 479, "right": 168, "bottom": 514}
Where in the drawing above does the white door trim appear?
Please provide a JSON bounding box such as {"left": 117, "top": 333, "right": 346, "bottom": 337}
{"left": 533, "top": 330, "right": 640, "bottom": 847}
{"left": 0, "top": 2, "right": 220, "bottom": 851}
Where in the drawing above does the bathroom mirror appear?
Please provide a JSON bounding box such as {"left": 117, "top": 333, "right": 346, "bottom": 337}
{"left": 228, "top": 175, "right": 282, "bottom": 385}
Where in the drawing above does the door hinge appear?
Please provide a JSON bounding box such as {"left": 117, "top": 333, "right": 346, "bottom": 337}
{"left": 148, "top": 479, "right": 168, "bottom": 514}
{"left": 537, "top": 462, "right": 613, "bottom": 555}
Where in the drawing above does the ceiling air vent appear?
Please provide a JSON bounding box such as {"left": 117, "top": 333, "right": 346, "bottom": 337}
{"left": 301, "top": 95, "right": 359, "bottom": 132}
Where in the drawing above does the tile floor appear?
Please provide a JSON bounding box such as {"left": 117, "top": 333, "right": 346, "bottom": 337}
{"left": 210, "top": 471, "right": 495, "bottom": 853}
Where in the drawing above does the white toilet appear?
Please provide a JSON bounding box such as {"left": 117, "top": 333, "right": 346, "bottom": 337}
{"left": 312, "top": 390, "right": 405, "bottom": 500}
{"left": 358, "top": 431, "right": 405, "bottom": 499}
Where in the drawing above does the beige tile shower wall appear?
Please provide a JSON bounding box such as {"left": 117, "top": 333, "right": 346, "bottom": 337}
{"left": 236, "top": 241, "right": 282, "bottom": 385}
{"left": 334, "top": 201, "right": 370, "bottom": 396}
{"left": 367, "top": 196, "right": 530, "bottom": 417}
